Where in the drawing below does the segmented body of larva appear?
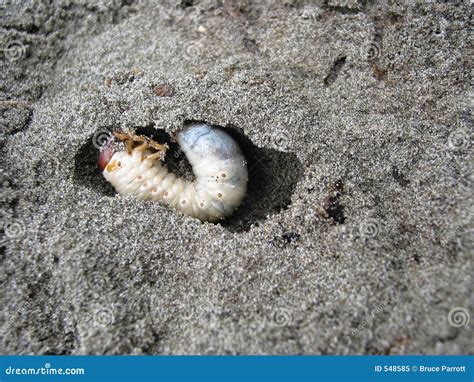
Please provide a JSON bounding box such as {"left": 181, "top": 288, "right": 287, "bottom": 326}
{"left": 100, "top": 123, "right": 248, "bottom": 222}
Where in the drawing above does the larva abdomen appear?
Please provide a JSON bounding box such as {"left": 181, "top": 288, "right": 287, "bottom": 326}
{"left": 101, "top": 123, "right": 248, "bottom": 222}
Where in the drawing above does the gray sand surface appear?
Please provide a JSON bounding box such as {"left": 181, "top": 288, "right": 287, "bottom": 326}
{"left": 1, "top": 0, "right": 472, "bottom": 354}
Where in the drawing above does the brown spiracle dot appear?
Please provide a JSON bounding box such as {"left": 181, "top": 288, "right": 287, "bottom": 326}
{"left": 181, "top": 199, "right": 187, "bottom": 205}
{"left": 221, "top": 173, "right": 226, "bottom": 178}
{"left": 199, "top": 201, "right": 205, "bottom": 208}
{"left": 163, "top": 191, "right": 169, "bottom": 197}
{"left": 137, "top": 175, "right": 143, "bottom": 180}
{"left": 217, "top": 192, "right": 223, "bottom": 198}
{"left": 152, "top": 187, "right": 158, "bottom": 193}
{"left": 153, "top": 84, "right": 175, "bottom": 97}
{"left": 143, "top": 182, "right": 148, "bottom": 188}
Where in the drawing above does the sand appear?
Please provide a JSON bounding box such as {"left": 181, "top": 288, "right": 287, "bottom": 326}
{"left": 1, "top": 0, "right": 472, "bottom": 354}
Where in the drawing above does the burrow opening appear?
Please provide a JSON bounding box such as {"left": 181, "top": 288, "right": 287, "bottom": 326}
{"left": 73, "top": 122, "right": 303, "bottom": 232}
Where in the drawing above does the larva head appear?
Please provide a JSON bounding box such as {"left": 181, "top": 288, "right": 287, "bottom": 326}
{"left": 98, "top": 141, "right": 115, "bottom": 171}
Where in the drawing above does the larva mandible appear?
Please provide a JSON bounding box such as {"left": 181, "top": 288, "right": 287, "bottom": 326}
{"left": 99, "top": 123, "right": 248, "bottom": 222}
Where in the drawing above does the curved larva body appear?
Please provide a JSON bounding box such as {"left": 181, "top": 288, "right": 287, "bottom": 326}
{"left": 102, "top": 123, "right": 248, "bottom": 222}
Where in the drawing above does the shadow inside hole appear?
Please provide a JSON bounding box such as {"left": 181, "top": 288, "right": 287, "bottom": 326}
{"left": 134, "top": 125, "right": 194, "bottom": 182}
{"left": 218, "top": 123, "right": 303, "bottom": 232}
{"left": 73, "top": 131, "right": 116, "bottom": 196}
{"left": 74, "top": 123, "right": 303, "bottom": 232}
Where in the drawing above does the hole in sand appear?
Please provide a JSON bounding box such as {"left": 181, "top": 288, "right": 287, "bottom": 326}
{"left": 324, "top": 56, "right": 346, "bottom": 86}
{"left": 74, "top": 122, "right": 303, "bottom": 232}
{"left": 134, "top": 124, "right": 194, "bottom": 182}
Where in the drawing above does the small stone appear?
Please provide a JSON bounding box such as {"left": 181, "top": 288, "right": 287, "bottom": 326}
{"left": 153, "top": 84, "right": 175, "bottom": 97}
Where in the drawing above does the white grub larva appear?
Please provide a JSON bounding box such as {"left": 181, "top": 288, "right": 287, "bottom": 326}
{"left": 99, "top": 122, "right": 248, "bottom": 222}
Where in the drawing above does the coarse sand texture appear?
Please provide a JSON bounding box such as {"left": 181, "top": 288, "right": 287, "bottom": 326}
{"left": 1, "top": 1, "right": 472, "bottom": 354}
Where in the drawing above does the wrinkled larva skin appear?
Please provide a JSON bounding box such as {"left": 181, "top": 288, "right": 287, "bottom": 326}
{"left": 102, "top": 123, "right": 248, "bottom": 222}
